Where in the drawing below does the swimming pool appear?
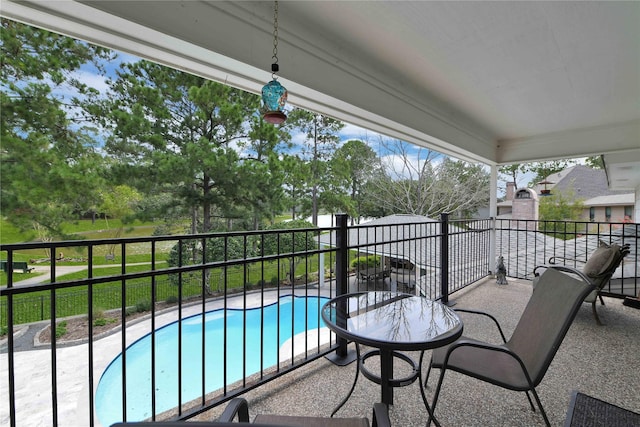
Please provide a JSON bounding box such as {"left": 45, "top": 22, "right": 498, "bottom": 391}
{"left": 95, "top": 295, "right": 329, "bottom": 426}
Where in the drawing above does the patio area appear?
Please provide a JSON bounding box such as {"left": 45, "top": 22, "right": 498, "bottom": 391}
{"left": 199, "top": 277, "right": 640, "bottom": 426}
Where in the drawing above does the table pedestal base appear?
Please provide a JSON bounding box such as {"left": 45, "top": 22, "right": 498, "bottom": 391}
{"left": 325, "top": 348, "right": 358, "bottom": 366}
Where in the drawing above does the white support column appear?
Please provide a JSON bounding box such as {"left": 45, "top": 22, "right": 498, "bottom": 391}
{"left": 489, "top": 164, "right": 498, "bottom": 274}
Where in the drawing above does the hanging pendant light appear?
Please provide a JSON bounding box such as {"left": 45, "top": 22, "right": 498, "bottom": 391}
{"left": 261, "top": 1, "right": 288, "bottom": 124}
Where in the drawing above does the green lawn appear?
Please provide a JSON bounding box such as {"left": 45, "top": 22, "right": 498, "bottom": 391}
{"left": 1, "top": 214, "right": 340, "bottom": 329}
{"left": 0, "top": 253, "right": 337, "bottom": 327}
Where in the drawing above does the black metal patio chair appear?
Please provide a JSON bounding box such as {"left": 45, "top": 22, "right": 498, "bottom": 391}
{"left": 533, "top": 242, "right": 630, "bottom": 325}
{"left": 111, "top": 397, "right": 391, "bottom": 427}
{"left": 424, "top": 267, "right": 595, "bottom": 426}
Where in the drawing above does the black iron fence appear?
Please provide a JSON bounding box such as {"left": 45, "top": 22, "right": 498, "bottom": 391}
{"left": 1, "top": 215, "right": 637, "bottom": 426}
{"left": 495, "top": 219, "right": 639, "bottom": 297}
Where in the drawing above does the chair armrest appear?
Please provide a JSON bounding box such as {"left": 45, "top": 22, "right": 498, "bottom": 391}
{"left": 444, "top": 339, "right": 535, "bottom": 384}
{"left": 372, "top": 402, "right": 391, "bottom": 427}
{"left": 453, "top": 309, "right": 507, "bottom": 343}
{"left": 218, "top": 397, "right": 250, "bottom": 422}
{"left": 533, "top": 265, "right": 547, "bottom": 277}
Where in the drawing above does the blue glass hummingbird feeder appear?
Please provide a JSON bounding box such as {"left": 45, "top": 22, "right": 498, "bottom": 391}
{"left": 262, "top": 78, "right": 288, "bottom": 124}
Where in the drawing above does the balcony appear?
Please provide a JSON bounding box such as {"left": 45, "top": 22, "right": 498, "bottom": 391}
{"left": 1, "top": 217, "right": 639, "bottom": 426}
{"left": 200, "top": 277, "right": 640, "bottom": 426}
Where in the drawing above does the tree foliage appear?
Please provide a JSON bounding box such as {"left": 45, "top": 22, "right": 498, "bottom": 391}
{"left": 585, "top": 155, "right": 604, "bottom": 169}
{"left": 523, "top": 160, "right": 576, "bottom": 187}
{"left": 3, "top": 20, "right": 505, "bottom": 243}
{"left": 286, "top": 109, "right": 344, "bottom": 225}
{"left": 86, "top": 60, "right": 284, "bottom": 232}
{"left": 329, "top": 140, "right": 383, "bottom": 222}
{"left": 99, "top": 184, "right": 142, "bottom": 244}
{"left": 538, "top": 189, "right": 585, "bottom": 238}
{"left": 498, "top": 163, "right": 527, "bottom": 197}
{"left": 0, "top": 19, "right": 112, "bottom": 238}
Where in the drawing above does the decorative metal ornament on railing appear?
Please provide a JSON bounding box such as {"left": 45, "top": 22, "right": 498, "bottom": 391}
{"left": 261, "top": 1, "right": 288, "bottom": 124}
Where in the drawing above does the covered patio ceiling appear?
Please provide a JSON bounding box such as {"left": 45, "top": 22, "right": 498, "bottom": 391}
{"left": 3, "top": 1, "right": 639, "bottom": 190}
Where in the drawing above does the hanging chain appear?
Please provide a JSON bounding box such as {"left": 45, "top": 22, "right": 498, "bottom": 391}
{"left": 271, "top": 1, "right": 279, "bottom": 79}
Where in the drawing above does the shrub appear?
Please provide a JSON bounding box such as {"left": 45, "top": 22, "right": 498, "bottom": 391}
{"left": 152, "top": 224, "right": 172, "bottom": 236}
{"left": 92, "top": 307, "right": 106, "bottom": 320}
{"left": 165, "top": 295, "right": 178, "bottom": 304}
{"left": 55, "top": 321, "right": 68, "bottom": 338}
{"left": 351, "top": 255, "right": 380, "bottom": 270}
{"left": 93, "top": 318, "right": 108, "bottom": 327}
{"left": 270, "top": 276, "right": 279, "bottom": 286}
{"left": 135, "top": 299, "right": 152, "bottom": 313}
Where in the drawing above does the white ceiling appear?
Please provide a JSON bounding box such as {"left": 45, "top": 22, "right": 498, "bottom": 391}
{"left": 3, "top": 1, "right": 639, "bottom": 189}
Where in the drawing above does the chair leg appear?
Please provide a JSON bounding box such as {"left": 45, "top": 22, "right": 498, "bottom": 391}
{"left": 529, "top": 387, "right": 551, "bottom": 427}
{"left": 592, "top": 301, "right": 604, "bottom": 326}
{"left": 524, "top": 391, "right": 535, "bottom": 412}
{"left": 427, "top": 368, "right": 447, "bottom": 427}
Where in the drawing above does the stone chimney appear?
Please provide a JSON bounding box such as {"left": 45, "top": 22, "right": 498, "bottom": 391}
{"left": 506, "top": 182, "right": 516, "bottom": 201}
{"left": 512, "top": 188, "right": 539, "bottom": 230}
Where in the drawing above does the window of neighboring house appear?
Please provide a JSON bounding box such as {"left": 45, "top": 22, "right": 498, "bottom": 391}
{"left": 605, "top": 206, "right": 612, "bottom": 222}
{"left": 624, "top": 206, "right": 633, "bottom": 222}
{"left": 589, "top": 207, "right": 595, "bottom": 222}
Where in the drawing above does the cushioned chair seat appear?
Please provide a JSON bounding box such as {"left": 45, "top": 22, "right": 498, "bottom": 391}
{"left": 430, "top": 338, "right": 532, "bottom": 390}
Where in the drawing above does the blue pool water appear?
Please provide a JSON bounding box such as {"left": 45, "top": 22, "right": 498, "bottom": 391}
{"left": 96, "top": 295, "right": 328, "bottom": 426}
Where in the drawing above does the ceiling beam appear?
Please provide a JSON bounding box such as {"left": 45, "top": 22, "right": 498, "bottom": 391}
{"left": 496, "top": 120, "right": 640, "bottom": 165}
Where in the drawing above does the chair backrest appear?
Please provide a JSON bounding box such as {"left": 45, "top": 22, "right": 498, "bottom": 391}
{"left": 582, "top": 243, "right": 630, "bottom": 290}
{"left": 507, "top": 268, "right": 595, "bottom": 386}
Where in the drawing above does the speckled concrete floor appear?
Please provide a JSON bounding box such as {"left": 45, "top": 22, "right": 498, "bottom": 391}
{"left": 199, "top": 278, "right": 640, "bottom": 427}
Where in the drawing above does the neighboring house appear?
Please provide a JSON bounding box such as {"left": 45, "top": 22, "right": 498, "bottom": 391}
{"left": 585, "top": 194, "right": 635, "bottom": 223}
{"left": 500, "top": 165, "right": 635, "bottom": 222}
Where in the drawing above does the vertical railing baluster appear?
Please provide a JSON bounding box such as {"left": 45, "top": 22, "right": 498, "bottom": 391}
{"left": 222, "top": 236, "right": 228, "bottom": 393}
{"left": 120, "top": 243, "right": 127, "bottom": 422}
{"left": 260, "top": 231, "right": 265, "bottom": 379}
{"left": 50, "top": 246, "right": 58, "bottom": 425}
{"left": 177, "top": 239, "right": 183, "bottom": 412}
{"left": 87, "top": 245, "right": 95, "bottom": 427}
{"left": 199, "top": 238, "right": 206, "bottom": 400}
{"left": 5, "top": 250, "right": 16, "bottom": 427}
{"left": 440, "top": 213, "right": 450, "bottom": 304}
{"left": 151, "top": 241, "right": 157, "bottom": 419}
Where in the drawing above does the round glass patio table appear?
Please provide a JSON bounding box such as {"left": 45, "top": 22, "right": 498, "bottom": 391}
{"left": 321, "top": 291, "right": 463, "bottom": 426}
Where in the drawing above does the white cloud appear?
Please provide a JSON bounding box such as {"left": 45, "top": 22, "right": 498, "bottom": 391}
{"left": 71, "top": 69, "right": 110, "bottom": 94}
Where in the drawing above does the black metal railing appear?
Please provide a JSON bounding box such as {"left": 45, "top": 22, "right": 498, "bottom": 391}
{"left": 1, "top": 228, "right": 342, "bottom": 427}
{"left": 2, "top": 215, "right": 636, "bottom": 426}
{"left": 495, "top": 219, "right": 639, "bottom": 297}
